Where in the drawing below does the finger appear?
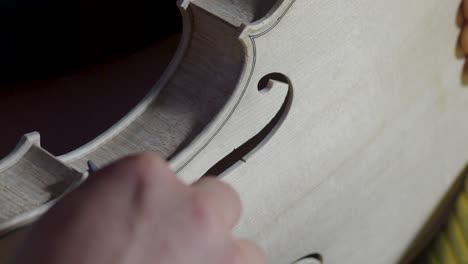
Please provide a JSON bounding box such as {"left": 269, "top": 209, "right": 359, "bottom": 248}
{"left": 50, "top": 153, "right": 174, "bottom": 215}
{"left": 191, "top": 177, "right": 242, "bottom": 230}
{"left": 458, "top": 3, "right": 465, "bottom": 28}
{"left": 462, "top": 25, "right": 468, "bottom": 54}
{"left": 68, "top": 152, "right": 185, "bottom": 218}
{"left": 231, "top": 239, "right": 267, "bottom": 264}
{"left": 464, "top": 0, "right": 468, "bottom": 19}
{"left": 82, "top": 152, "right": 180, "bottom": 190}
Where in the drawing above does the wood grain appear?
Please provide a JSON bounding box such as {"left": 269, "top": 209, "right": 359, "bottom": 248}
{"left": 0, "top": 0, "right": 467, "bottom": 263}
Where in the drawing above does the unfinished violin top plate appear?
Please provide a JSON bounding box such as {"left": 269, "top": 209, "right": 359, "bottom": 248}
{"left": 1, "top": 0, "right": 467, "bottom": 263}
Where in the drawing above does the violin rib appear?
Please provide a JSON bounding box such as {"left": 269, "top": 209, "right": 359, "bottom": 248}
{"left": 0, "top": 133, "right": 83, "bottom": 236}
{"left": 0, "top": 0, "right": 287, "bottom": 242}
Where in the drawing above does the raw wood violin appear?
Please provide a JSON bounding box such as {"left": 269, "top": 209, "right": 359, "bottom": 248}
{"left": 1, "top": 0, "right": 467, "bottom": 263}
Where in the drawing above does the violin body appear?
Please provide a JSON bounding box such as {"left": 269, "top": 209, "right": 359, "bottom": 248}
{"left": 0, "top": 0, "right": 467, "bottom": 263}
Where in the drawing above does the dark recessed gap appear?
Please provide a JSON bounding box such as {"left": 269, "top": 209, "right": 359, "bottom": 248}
{"left": 0, "top": 0, "right": 182, "bottom": 85}
{"left": 204, "top": 73, "right": 291, "bottom": 177}
{"left": 0, "top": 1, "right": 182, "bottom": 158}
{"left": 257, "top": 72, "right": 290, "bottom": 91}
{"left": 294, "top": 253, "right": 323, "bottom": 263}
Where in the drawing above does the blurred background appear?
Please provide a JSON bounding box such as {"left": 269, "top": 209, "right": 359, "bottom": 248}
{"left": 0, "top": 0, "right": 181, "bottom": 158}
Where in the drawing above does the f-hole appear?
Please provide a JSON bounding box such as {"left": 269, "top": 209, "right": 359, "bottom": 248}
{"left": 293, "top": 253, "right": 323, "bottom": 264}
{"left": 204, "top": 72, "right": 293, "bottom": 177}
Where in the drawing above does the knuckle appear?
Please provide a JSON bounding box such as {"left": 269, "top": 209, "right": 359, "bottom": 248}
{"left": 126, "top": 152, "right": 164, "bottom": 171}
{"left": 220, "top": 182, "right": 241, "bottom": 205}
{"left": 189, "top": 192, "right": 220, "bottom": 237}
{"left": 119, "top": 152, "right": 169, "bottom": 184}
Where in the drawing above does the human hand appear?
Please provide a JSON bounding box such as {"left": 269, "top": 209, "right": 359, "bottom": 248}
{"left": 11, "top": 153, "right": 266, "bottom": 264}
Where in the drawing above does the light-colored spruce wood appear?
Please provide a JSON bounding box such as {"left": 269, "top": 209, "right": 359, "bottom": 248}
{"left": 0, "top": 0, "right": 467, "bottom": 263}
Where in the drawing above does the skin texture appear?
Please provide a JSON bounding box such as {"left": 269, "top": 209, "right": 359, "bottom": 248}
{"left": 10, "top": 153, "right": 266, "bottom": 264}
{"left": 462, "top": 1, "right": 468, "bottom": 52}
